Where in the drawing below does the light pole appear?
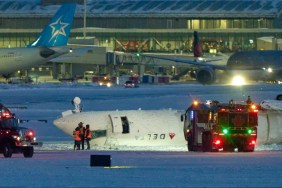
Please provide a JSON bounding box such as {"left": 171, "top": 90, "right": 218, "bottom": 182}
{"left": 172, "top": 66, "right": 175, "bottom": 76}
{"left": 83, "top": 0, "right": 87, "bottom": 38}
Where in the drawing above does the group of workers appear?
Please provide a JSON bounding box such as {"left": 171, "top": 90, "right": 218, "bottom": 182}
{"left": 228, "top": 96, "right": 253, "bottom": 106}
{"left": 73, "top": 122, "right": 92, "bottom": 150}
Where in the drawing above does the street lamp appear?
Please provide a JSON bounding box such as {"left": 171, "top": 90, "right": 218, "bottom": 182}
{"left": 172, "top": 66, "right": 175, "bottom": 75}
{"left": 83, "top": 0, "right": 87, "bottom": 38}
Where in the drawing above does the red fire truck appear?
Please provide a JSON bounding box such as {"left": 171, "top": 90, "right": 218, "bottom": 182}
{"left": 0, "top": 103, "right": 40, "bottom": 158}
{"left": 183, "top": 100, "right": 259, "bottom": 152}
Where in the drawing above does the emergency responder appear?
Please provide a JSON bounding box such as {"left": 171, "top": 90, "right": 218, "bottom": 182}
{"left": 229, "top": 99, "right": 234, "bottom": 108}
{"left": 73, "top": 127, "right": 81, "bottom": 150}
{"left": 78, "top": 122, "right": 85, "bottom": 150}
{"left": 85, "top": 124, "right": 92, "bottom": 150}
{"left": 246, "top": 96, "right": 252, "bottom": 106}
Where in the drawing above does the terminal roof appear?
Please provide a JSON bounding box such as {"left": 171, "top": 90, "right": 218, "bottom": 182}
{"left": 0, "top": 0, "right": 281, "bottom": 18}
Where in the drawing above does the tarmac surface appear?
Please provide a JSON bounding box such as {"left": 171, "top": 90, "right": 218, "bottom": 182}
{"left": 2, "top": 150, "right": 282, "bottom": 187}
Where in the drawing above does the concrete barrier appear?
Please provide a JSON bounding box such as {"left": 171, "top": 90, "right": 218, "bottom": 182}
{"left": 90, "top": 155, "right": 111, "bottom": 167}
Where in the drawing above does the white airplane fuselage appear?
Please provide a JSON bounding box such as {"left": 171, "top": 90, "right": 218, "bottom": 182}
{"left": 54, "top": 106, "right": 282, "bottom": 148}
{"left": 0, "top": 47, "right": 68, "bottom": 75}
{"left": 54, "top": 109, "right": 187, "bottom": 148}
{"left": 258, "top": 99, "right": 282, "bottom": 144}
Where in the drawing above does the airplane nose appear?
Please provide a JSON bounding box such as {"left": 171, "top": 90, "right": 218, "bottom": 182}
{"left": 53, "top": 118, "right": 69, "bottom": 132}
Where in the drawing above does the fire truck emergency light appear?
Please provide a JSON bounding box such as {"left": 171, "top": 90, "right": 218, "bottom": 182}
{"left": 190, "top": 111, "right": 194, "bottom": 119}
{"left": 193, "top": 100, "right": 198, "bottom": 106}
{"left": 223, "top": 128, "right": 229, "bottom": 135}
{"left": 249, "top": 140, "right": 256, "bottom": 145}
{"left": 214, "top": 140, "right": 221, "bottom": 145}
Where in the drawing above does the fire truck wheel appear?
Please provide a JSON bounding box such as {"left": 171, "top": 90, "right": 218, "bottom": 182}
{"left": 202, "top": 131, "right": 212, "bottom": 152}
{"left": 244, "top": 149, "right": 254, "bottom": 152}
{"left": 223, "top": 145, "right": 234, "bottom": 152}
{"left": 23, "top": 147, "right": 34, "bottom": 158}
{"left": 2, "top": 143, "right": 12, "bottom": 158}
{"left": 238, "top": 145, "right": 245, "bottom": 152}
{"left": 238, "top": 145, "right": 254, "bottom": 152}
{"left": 187, "top": 136, "right": 193, "bottom": 151}
{"left": 243, "top": 147, "right": 255, "bottom": 152}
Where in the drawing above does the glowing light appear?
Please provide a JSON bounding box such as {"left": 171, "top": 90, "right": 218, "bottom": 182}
{"left": 231, "top": 75, "right": 246, "bottom": 86}
{"left": 214, "top": 140, "right": 221, "bottom": 145}
{"left": 247, "top": 129, "right": 252, "bottom": 134}
{"left": 2, "top": 112, "right": 11, "bottom": 118}
{"left": 193, "top": 100, "right": 198, "bottom": 106}
{"left": 190, "top": 111, "right": 194, "bottom": 119}
{"left": 249, "top": 140, "right": 256, "bottom": 145}
{"left": 12, "top": 135, "right": 20, "bottom": 141}
{"left": 223, "top": 129, "right": 228, "bottom": 135}
{"left": 196, "top": 57, "right": 204, "bottom": 62}
{"left": 28, "top": 131, "right": 34, "bottom": 136}
{"left": 267, "top": 68, "right": 272, "bottom": 73}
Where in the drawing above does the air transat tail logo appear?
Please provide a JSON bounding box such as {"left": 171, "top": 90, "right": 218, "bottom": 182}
{"left": 49, "top": 16, "right": 69, "bottom": 42}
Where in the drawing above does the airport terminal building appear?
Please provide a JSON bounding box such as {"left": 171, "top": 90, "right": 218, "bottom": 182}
{"left": 1, "top": 0, "right": 282, "bottom": 81}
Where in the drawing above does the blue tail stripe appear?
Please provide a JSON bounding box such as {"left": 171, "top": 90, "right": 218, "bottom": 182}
{"left": 29, "top": 3, "right": 76, "bottom": 47}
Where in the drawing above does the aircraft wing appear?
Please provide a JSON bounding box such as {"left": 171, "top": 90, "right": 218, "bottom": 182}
{"left": 139, "top": 54, "right": 227, "bottom": 70}
{"left": 50, "top": 47, "right": 95, "bottom": 62}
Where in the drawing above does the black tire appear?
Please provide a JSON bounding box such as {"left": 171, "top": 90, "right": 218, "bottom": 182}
{"left": 202, "top": 131, "right": 212, "bottom": 152}
{"left": 276, "top": 94, "right": 282, "bottom": 100}
{"left": 3, "top": 143, "right": 12, "bottom": 158}
{"left": 243, "top": 146, "right": 255, "bottom": 152}
{"left": 238, "top": 143, "right": 254, "bottom": 152}
{"left": 237, "top": 146, "right": 244, "bottom": 152}
{"left": 243, "top": 149, "right": 254, "bottom": 152}
{"left": 23, "top": 147, "right": 34, "bottom": 158}
{"left": 187, "top": 136, "right": 193, "bottom": 151}
{"left": 223, "top": 144, "right": 234, "bottom": 152}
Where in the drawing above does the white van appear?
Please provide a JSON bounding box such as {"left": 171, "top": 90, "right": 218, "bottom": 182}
{"left": 84, "top": 71, "right": 95, "bottom": 81}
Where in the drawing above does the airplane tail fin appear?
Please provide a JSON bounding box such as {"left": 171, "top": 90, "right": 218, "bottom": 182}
{"left": 193, "top": 31, "right": 202, "bottom": 57}
{"left": 29, "top": 3, "right": 76, "bottom": 47}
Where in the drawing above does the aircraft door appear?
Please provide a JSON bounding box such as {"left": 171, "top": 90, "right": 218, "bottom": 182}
{"left": 121, "top": 116, "right": 129, "bottom": 134}
{"left": 109, "top": 115, "right": 130, "bottom": 134}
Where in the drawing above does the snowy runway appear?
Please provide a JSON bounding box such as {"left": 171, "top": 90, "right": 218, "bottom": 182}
{"left": 2, "top": 150, "right": 282, "bottom": 187}
{"left": 0, "top": 82, "right": 281, "bottom": 186}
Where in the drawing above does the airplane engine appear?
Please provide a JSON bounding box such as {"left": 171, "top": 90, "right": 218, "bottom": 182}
{"left": 196, "top": 67, "right": 216, "bottom": 85}
{"left": 39, "top": 46, "right": 56, "bottom": 58}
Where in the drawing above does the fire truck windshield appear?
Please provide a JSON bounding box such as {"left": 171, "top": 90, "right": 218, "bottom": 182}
{"left": 0, "top": 117, "right": 19, "bottom": 129}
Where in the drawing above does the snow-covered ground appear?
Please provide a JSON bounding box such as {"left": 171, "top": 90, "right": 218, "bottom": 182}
{"left": 0, "top": 82, "right": 282, "bottom": 187}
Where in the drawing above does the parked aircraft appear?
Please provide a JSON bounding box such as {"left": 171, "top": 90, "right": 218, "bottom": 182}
{"left": 0, "top": 3, "right": 76, "bottom": 77}
{"left": 139, "top": 31, "right": 282, "bottom": 85}
{"left": 53, "top": 97, "right": 282, "bottom": 149}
